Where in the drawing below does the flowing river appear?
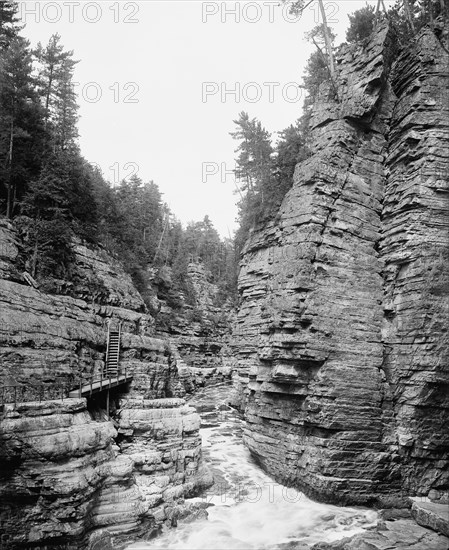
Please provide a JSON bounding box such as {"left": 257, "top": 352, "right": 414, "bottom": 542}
{"left": 128, "top": 383, "right": 377, "bottom": 550}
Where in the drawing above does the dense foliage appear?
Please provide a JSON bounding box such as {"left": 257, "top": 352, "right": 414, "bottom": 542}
{"left": 346, "top": 5, "right": 376, "bottom": 43}
{"left": 0, "top": 0, "right": 236, "bottom": 316}
{"left": 1, "top": 0, "right": 446, "bottom": 315}
{"left": 231, "top": 113, "right": 305, "bottom": 254}
{"left": 346, "top": 1, "right": 447, "bottom": 45}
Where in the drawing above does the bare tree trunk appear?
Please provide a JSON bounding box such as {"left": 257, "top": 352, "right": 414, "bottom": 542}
{"left": 153, "top": 214, "right": 169, "bottom": 264}
{"left": 44, "top": 66, "right": 54, "bottom": 129}
{"left": 318, "top": 0, "right": 335, "bottom": 78}
{"left": 32, "top": 234, "right": 38, "bottom": 278}
{"left": 6, "top": 118, "right": 14, "bottom": 219}
{"left": 403, "top": 0, "right": 416, "bottom": 32}
{"left": 376, "top": 0, "right": 389, "bottom": 20}
{"left": 428, "top": 0, "right": 434, "bottom": 24}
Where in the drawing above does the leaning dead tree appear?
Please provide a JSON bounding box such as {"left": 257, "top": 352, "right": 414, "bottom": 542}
{"left": 317, "top": 0, "right": 335, "bottom": 78}
{"left": 283, "top": 0, "right": 338, "bottom": 95}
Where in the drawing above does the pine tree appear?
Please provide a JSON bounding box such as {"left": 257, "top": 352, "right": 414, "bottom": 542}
{"left": 0, "top": 36, "right": 44, "bottom": 218}
{"left": 34, "top": 34, "right": 79, "bottom": 150}
{"left": 231, "top": 111, "right": 273, "bottom": 195}
{"left": 274, "top": 122, "right": 305, "bottom": 200}
{"left": 346, "top": 5, "right": 376, "bottom": 43}
{"left": 53, "top": 57, "right": 79, "bottom": 151}
{"left": 232, "top": 114, "right": 306, "bottom": 255}
{"left": 19, "top": 153, "right": 74, "bottom": 279}
{"left": 0, "top": 0, "right": 22, "bottom": 50}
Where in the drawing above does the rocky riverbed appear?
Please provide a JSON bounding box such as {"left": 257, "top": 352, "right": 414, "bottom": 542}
{"left": 125, "top": 384, "right": 449, "bottom": 550}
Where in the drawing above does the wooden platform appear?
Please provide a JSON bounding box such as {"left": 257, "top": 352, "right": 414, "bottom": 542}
{"left": 68, "top": 375, "right": 133, "bottom": 398}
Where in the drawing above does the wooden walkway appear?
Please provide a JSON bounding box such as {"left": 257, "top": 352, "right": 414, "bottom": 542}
{"left": 1, "top": 321, "right": 130, "bottom": 410}
{"left": 68, "top": 374, "right": 133, "bottom": 398}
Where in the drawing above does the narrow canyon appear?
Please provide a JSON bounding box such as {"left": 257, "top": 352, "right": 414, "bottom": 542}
{"left": 0, "top": 13, "right": 448, "bottom": 550}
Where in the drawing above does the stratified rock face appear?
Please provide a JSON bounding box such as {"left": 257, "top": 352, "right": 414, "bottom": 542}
{"left": 0, "top": 399, "right": 141, "bottom": 549}
{"left": 0, "top": 398, "right": 211, "bottom": 549}
{"left": 0, "top": 222, "right": 212, "bottom": 548}
{"left": 161, "top": 262, "right": 234, "bottom": 392}
{"left": 380, "top": 25, "right": 449, "bottom": 496}
{"left": 231, "top": 22, "right": 449, "bottom": 505}
{"left": 117, "top": 398, "right": 213, "bottom": 522}
{"left": 0, "top": 217, "right": 177, "bottom": 396}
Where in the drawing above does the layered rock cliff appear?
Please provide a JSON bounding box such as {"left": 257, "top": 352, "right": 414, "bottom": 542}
{"left": 0, "top": 219, "right": 232, "bottom": 396}
{"left": 0, "top": 217, "right": 170, "bottom": 394}
{"left": 153, "top": 261, "right": 234, "bottom": 391}
{"left": 231, "top": 21, "right": 449, "bottom": 506}
{"left": 0, "top": 397, "right": 212, "bottom": 549}
{"left": 0, "top": 219, "right": 213, "bottom": 548}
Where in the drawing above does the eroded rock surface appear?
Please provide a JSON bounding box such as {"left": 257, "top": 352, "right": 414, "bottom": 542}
{"left": 0, "top": 217, "right": 175, "bottom": 396}
{"left": 411, "top": 500, "right": 449, "bottom": 537}
{"left": 0, "top": 399, "right": 138, "bottom": 548}
{"left": 312, "top": 516, "right": 449, "bottom": 550}
{"left": 231, "top": 22, "right": 449, "bottom": 505}
{"left": 0, "top": 220, "right": 212, "bottom": 548}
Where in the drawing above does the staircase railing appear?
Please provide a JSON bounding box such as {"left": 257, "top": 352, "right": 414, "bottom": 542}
{"left": 105, "top": 320, "right": 122, "bottom": 376}
{"left": 0, "top": 321, "right": 128, "bottom": 407}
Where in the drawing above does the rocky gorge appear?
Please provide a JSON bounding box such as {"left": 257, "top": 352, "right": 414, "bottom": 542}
{"left": 0, "top": 217, "right": 229, "bottom": 549}
{"left": 0, "top": 14, "right": 448, "bottom": 550}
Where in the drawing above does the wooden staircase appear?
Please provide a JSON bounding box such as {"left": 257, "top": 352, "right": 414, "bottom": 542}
{"left": 105, "top": 322, "right": 121, "bottom": 376}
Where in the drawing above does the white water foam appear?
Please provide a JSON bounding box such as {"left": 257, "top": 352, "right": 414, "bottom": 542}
{"left": 127, "top": 385, "right": 377, "bottom": 549}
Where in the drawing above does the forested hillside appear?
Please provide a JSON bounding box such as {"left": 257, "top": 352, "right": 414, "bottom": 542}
{"left": 0, "top": 0, "right": 236, "bottom": 320}
{"left": 2, "top": 0, "right": 446, "bottom": 321}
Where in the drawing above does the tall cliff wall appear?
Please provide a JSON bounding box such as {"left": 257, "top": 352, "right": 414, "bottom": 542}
{"left": 231, "top": 22, "right": 449, "bottom": 506}
{"left": 0, "top": 220, "right": 213, "bottom": 548}
{"left": 157, "top": 262, "right": 234, "bottom": 391}
{"left": 0, "top": 217, "right": 176, "bottom": 396}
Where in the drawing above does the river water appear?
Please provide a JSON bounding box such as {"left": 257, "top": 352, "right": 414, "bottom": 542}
{"left": 127, "top": 383, "right": 377, "bottom": 550}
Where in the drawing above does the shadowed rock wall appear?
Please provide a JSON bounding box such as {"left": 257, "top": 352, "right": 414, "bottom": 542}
{"left": 231, "top": 22, "right": 449, "bottom": 505}
{"left": 0, "top": 220, "right": 212, "bottom": 548}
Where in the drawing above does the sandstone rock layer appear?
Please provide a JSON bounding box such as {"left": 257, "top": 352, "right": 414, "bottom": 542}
{"left": 0, "top": 220, "right": 212, "bottom": 548}
{"left": 231, "top": 23, "right": 449, "bottom": 505}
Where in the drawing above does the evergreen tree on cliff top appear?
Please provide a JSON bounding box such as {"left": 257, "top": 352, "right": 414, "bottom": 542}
{"left": 0, "top": 35, "right": 45, "bottom": 218}
{"left": 282, "top": 0, "right": 336, "bottom": 79}
{"left": 0, "top": 0, "right": 22, "bottom": 50}
{"left": 232, "top": 113, "right": 305, "bottom": 255}
{"left": 34, "top": 34, "right": 79, "bottom": 152}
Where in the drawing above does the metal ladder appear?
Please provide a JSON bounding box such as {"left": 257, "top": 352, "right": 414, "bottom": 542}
{"left": 105, "top": 321, "right": 121, "bottom": 376}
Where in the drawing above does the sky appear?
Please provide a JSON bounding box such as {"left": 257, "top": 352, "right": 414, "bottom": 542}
{"left": 18, "top": 0, "right": 394, "bottom": 237}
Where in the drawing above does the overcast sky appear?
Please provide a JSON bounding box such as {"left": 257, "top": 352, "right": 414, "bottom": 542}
{"left": 19, "top": 0, "right": 394, "bottom": 237}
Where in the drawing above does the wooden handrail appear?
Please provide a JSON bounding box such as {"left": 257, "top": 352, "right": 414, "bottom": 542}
{"left": 0, "top": 373, "right": 133, "bottom": 405}
{"left": 105, "top": 319, "right": 111, "bottom": 376}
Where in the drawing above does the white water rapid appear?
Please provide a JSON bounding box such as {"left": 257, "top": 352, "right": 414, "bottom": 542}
{"left": 127, "top": 383, "right": 377, "bottom": 550}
